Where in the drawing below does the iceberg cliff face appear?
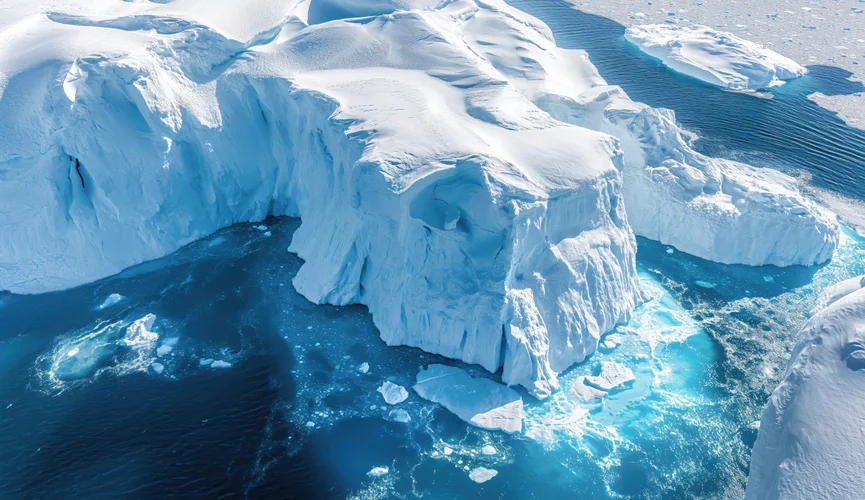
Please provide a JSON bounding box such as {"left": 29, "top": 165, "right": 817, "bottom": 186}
{"left": 625, "top": 24, "right": 807, "bottom": 90}
{"left": 0, "top": 0, "right": 837, "bottom": 395}
{"left": 0, "top": 0, "right": 642, "bottom": 396}
{"left": 747, "top": 276, "right": 865, "bottom": 500}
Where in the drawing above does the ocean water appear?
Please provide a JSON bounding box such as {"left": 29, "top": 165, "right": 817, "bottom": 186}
{"left": 3, "top": 3, "right": 865, "bottom": 499}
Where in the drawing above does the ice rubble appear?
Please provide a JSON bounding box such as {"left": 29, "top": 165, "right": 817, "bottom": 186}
{"left": 747, "top": 276, "right": 865, "bottom": 500}
{"left": 0, "top": 0, "right": 837, "bottom": 395}
{"left": 414, "top": 364, "right": 523, "bottom": 433}
{"left": 625, "top": 24, "right": 807, "bottom": 90}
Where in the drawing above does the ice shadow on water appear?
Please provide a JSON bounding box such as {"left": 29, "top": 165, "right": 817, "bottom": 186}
{"left": 636, "top": 237, "right": 825, "bottom": 304}
{"left": 507, "top": 0, "right": 865, "bottom": 200}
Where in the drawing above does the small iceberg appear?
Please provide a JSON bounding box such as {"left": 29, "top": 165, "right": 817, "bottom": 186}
{"left": 211, "top": 360, "right": 232, "bottom": 369}
{"left": 413, "top": 365, "right": 523, "bottom": 433}
{"left": 378, "top": 381, "right": 408, "bottom": 405}
{"left": 625, "top": 24, "right": 806, "bottom": 90}
{"left": 468, "top": 467, "right": 498, "bottom": 483}
{"left": 96, "top": 293, "right": 124, "bottom": 310}
{"left": 367, "top": 466, "right": 389, "bottom": 477}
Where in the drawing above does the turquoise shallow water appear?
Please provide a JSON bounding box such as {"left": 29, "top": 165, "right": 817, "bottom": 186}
{"left": 2, "top": 2, "right": 865, "bottom": 499}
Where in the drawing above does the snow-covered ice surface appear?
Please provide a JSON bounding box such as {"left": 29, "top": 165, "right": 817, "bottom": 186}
{"left": 625, "top": 24, "right": 807, "bottom": 90}
{"left": 747, "top": 274, "right": 865, "bottom": 500}
{"left": 565, "top": 0, "right": 865, "bottom": 128}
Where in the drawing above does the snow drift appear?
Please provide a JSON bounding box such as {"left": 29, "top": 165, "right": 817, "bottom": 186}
{"left": 747, "top": 275, "right": 865, "bottom": 499}
{"left": 625, "top": 24, "right": 807, "bottom": 90}
{"left": 0, "top": 0, "right": 837, "bottom": 395}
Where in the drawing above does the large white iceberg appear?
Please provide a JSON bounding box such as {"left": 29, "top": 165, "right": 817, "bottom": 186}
{"left": 0, "top": 0, "right": 837, "bottom": 395}
{"left": 625, "top": 24, "right": 807, "bottom": 90}
{"left": 747, "top": 276, "right": 865, "bottom": 499}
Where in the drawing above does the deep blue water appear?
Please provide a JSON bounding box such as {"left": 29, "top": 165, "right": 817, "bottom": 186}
{"left": 3, "top": 2, "right": 865, "bottom": 499}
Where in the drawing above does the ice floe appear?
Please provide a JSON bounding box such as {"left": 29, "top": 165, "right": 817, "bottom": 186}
{"left": 413, "top": 365, "right": 523, "bottom": 433}
{"left": 378, "top": 381, "right": 408, "bottom": 405}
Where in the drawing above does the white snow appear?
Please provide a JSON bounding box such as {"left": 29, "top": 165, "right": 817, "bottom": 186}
{"left": 210, "top": 360, "right": 232, "bottom": 369}
{"left": 625, "top": 24, "right": 807, "bottom": 90}
{"left": 747, "top": 275, "right": 865, "bottom": 500}
{"left": 0, "top": 0, "right": 838, "bottom": 396}
{"left": 413, "top": 364, "right": 523, "bottom": 433}
{"left": 377, "top": 381, "right": 408, "bottom": 405}
{"left": 468, "top": 467, "right": 498, "bottom": 483}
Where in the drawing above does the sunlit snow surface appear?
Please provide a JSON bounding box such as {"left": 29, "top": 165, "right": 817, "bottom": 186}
{"left": 2, "top": 219, "right": 865, "bottom": 497}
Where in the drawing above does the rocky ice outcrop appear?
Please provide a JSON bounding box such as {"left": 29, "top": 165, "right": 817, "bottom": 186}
{"left": 0, "top": 0, "right": 836, "bottom": 396}
{"left": 413, "top": 364, "right": 523, "bottom": 433}
{"left": 625, "top": 24, "right": 807, "bottom": 90}
{"left": 747, "top": 276, "right": 865, "bottom": 500}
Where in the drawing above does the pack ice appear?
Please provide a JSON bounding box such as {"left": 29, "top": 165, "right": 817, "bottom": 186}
{"left": 747, "top": 276, "right": 865, "bottom": 500}
{"left": 0, "top": 0, "right": 837, "bottom": 396}
{"left": 625, "top": 24, "right": 807, "bottom": 90}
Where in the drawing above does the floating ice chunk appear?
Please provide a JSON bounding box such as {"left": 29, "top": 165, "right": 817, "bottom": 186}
{"left": 387, "top": 409, "right": 411, "bottom": 423}
{"left": 763, "top": 276, "right": 774, "bottom": 283}
{"left": 695, "top": 281, "right": 717, "bottom": 289}
{"left": 199, "top": 358, "right": 214, "bottom": 366}
{"left": 469, "top": 467, "right": 498, "bottom": 483}
{"left": 151, "top": 362, "right": 165, "bottom": 374}
{"left": 481, "top": 445, "right": 497, "bottom": 455}
{"left": 413, "top": 365, "right": 523, "bottom": 433}
{"left": 156, "top": 345, "right": 173, "bottom": 357}
{"left": 378, "top": 381, "right": 408, "bottom": 405}
{"left": 625, "top": 24, "right": 807, "bottom": 90}
{"left": 367, "top": 466, "right": 389, "bottom": 477}
{"left": 306, "top": 421, "right": 316, "bottom": 428}
{"left": 97, "top": 293, "right": 124, "bottom": 310}
{"left": 585, "top": 361, "right": 636, "bottom": 391}
{"left": 210, "top": 360, "right": 232, "bottom": 369}
{"left": 255, "top": 225, "right": 268, "bottom": 231}
{"left": 568, "top": 376, "right": 607, "bottom": 403}
{"left": 666, "top": 248, "right": 675, "bottom": 254}
{"left": 358, "top": 362, "right": 370, "bottom": 374}
{"left": 264, "top": 231, "right": 272, "bottom": 237}
{"left": 601, "top": 334, "right": 623, "bottom": 350}
{"left": 122, "top": 314, "right": 158, "bottom": 347}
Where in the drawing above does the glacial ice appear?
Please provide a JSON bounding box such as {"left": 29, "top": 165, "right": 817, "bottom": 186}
{"left": 0, "top": 0, "right": 838, "bottom": 395}
{"left": 377, "top": 381, "right": 408, "bottom": 405}
{"left": 625, "top": 24, "right": 807, "bottom": 90}
{"left": 747, "top": 275, "right": 865, "bottom": 500}
{"left": 96, "top": 293, "right": 124, "bottom": 310}
{"left": 413, "top": 365, "right": 523, "bottom": 433}
{"left": 468, "top": 467, "right": 498, "bottom": 484}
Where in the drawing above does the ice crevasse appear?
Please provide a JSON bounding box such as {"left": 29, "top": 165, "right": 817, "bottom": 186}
{"left": 0, "top": 0, "right": 838, "bottom": 396}
{"left": 747, "top": 276, "right": 865, "bottom": 499}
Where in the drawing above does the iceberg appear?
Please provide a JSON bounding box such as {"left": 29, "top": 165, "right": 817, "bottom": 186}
{"left": 377, "top": 381, "right": 408, "bottom": 405}
{"left": 468, "top": 467, "right": 498, "bottom": 484}
{"left": 0, "top": 0, "right": 836, "bottom": 395}
{"left": 747, "top": 275, "right": 865, "bottom": 500}
{"left": 625, "top": 24, "right": 807, "bottom": 90}
{"left": 413, "top": 365, "right": 523, "bottom": 433}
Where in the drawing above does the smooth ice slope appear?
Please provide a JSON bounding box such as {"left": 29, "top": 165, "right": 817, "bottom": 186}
{"left": 625, "top": 24, "right": 807, "bottom": 90}
{"left": 0, "top": 0, "right": 837, "bottom": 394}
{"left": 747, "top": 276, "right": 865, "bottom": 500}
